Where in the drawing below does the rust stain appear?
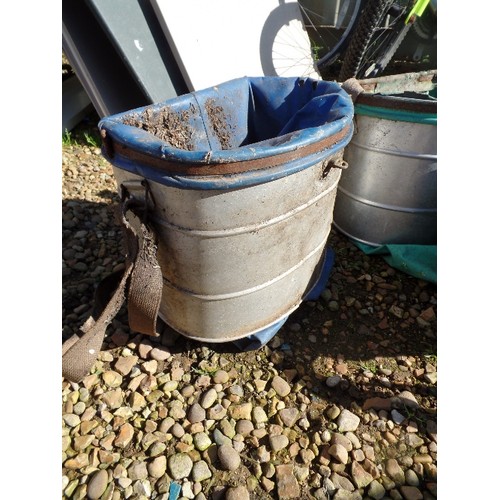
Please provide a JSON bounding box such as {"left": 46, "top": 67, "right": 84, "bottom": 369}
{"left": 357, "top": 93, "right": 436, "bottom": 114}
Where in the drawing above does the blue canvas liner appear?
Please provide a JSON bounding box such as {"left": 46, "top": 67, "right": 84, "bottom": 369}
{"left": 99, "top": 76, "right": 354, "bottom": 189}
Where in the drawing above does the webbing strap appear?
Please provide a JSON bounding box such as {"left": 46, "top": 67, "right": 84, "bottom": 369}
{"left": 62, "top": 192, "right": 163, "bottom": 383}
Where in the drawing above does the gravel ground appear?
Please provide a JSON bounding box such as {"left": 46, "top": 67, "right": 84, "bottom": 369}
{"left": 62, "top": 113, "right": 437, "bottom": 500}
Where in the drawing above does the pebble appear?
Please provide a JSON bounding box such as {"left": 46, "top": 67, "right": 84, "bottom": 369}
{"left": 330, "top": 473, "right": 355, "bottom": 492}
{"left": 235, "top": 419, "right": 254, "bottom": 436}
{"left": 275, "top": 463, "right": 300, "bottom": 498}
{"left": 148, "top": 456, "right": 167, "bottom": 478}
{"left": 225, "top": 485, "right": 250, "bottom": 500}
{"left": 406, "top": 434, "right": 424, "bottom": 448}
{"left": 133, "top": 479, "right": 152, "bottom": 497}
{"left": 213, "top": 370, "right": 229, "bottom": 384}
{"left": 393, "top": 391, "right": 420, "bottom": 410}
{"left": 326, "top": 405, "right": 341, "bottom": 420}
{"left": 336, "top": 363, "right": 349, "bottom": 375}
{"left": 279, "top": 407, "right": 300, "bottom": 427}
{"left": 367, "top": 480, "right": 386, "bottom": 500}
{"left": 208, "top": 403, "right": 227, "bottom": 420}
{"left": 385, "top": 458, "right": 405, "bottom": 485}
{"left": 229, "top": 403, "right": 253, "bottom": 420}
{"left": 150, "top": 346, "right": 171, "bottom": 361}
{"left": 192, "top": 460, "right": 212, "bottom": 482}
{"left": 321, "top": 430, "right": 332, "bottom": 443}
{"left": 252, "top": 406, "right": 268, "bottom": 424}
{"left": 200, "top": 388, "right": 218, "bottom": 409}
{"left": 87, "top": 470, "right": 108, "bottom": 499}
{"left": 102, "top": 370, "right": 123, "bottom": 387}
{"left": 213, "top": 428, "right": 232, "bottom": 446}
{"left": 101, "top": 389, "right": 123, "bottom": 409}
{"left": 300, "top": 448, "right": 315, "bottom": 464}
{"left": 138, "top": 342, "right": 153, "bottom": 359}
{"left": 405, "top": 469, "right": 420, "bottom": 487}
{"left": 271, "top": 375, "right": 291, "bottom": 397}
{"left": 256, "top": 445, "right": 271, "bottom": 463}
{"left": 334, "top": 489, "right": 361, "bottom": 500}
{"left": 187, "top": 403, "right": 206, "bottom": 423}
{"left": 130, "top": 392, "right": 146, "bottom": 410}
{"left": 326, "top": 375, "right": 342, "bottom": 388}
{"left": 400, "top": 485, "right": 424, "bottom": 500}
{"left": 329, "top": 443, "right": 349, "bottom": 464}
{"left": 114, "top": 423, "right": 134, "bottom": 448}
{"left": 172, "top": 422, "right": 185, "bottom": 438}
{"left": 218, "top": 444, "right": 241, "bottom": 471}
{"left": 62, "top": 414, "right": 80, "bottom": 427}
{"left": 74, "top": 435, "right": 93, "bottom": 451}
{"left": 194, "top": 432, "right": 212, "bottom": 451}
{"left": 351, "top": 461, "right": 373, "bottom": 488}
{"left": 391, "top": 410, "right": 406, "bottom": 425}
{"left": 128, "top": 461, "right": 148, "bottom": 480}
{"left": 168, "top": 453, "right": 193, "bottom": 479}
{"left": 345, "top": 432, "right": 361, "bottom": 449}
{"left": 269, "top": 434, "right": 289, "bottom": 452}
{"left": 331, "top": 433, "right": 353, "bottom": 452}
{"left": 64, "top": 453, "right": 89, "bottom": 470}
{"left": 363, "top": 397, "right": 392, "bottom": 411}
{"left": 337, "top": 409, "right": 361, "bottom": 432}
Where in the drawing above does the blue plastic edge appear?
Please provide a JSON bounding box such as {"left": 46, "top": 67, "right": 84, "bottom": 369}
{"left": 303, "top": 246, "right": 335, "bottom": 301}
{"left": 168, "top": 482, "right": 182, "bottom": 500}
{"left": 105, "top": 123, "right": 354, "bottom": 190}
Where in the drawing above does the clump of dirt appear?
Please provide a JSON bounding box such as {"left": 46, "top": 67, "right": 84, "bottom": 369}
{"left": 205, "top": 98, "right": 232, "bottom": 150}
{"left": 123, "top": 105, "right": 195, "bottom": 151}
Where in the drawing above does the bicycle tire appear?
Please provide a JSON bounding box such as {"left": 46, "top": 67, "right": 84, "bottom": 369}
{"left": 338, "top": 0, "right": 414, "bottom": 81}
{"left": 298, "top": 0, "right": 365, "bottom": 71}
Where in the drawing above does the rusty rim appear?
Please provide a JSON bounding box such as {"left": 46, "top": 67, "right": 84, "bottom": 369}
{"left": 103, "top": 125, "right": 351, "bottom": 176}
{"left": 356, "top": 93, "right": 436, "bottom": 114}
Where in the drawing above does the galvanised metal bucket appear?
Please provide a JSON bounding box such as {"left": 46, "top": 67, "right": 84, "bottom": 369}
{"left": 333, "top": 73, "right": 437, "bottom": 246}
{"left": 99, "top": 76, "right": 354, "bottom": 343}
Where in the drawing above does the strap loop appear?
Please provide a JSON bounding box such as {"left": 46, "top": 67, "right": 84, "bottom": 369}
{"left": 62, "top": 181, "right": 163, "bottom": 382}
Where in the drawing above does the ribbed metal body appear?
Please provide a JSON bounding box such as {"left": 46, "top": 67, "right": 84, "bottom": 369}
{"left": 333, "top": 93, "right": 437, "bottom": 246}
{"left": 113, "top": 155, "right": 343, "bottom": 341}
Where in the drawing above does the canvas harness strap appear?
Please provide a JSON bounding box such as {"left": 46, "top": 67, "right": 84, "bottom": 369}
{"left": 61, "top": 181, "right": 163, "bottom": 383}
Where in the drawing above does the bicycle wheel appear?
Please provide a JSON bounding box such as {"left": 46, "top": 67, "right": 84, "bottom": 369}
{"left": 338, "top": 0, "right": 415, "bottom": 81}
{"left": 259, "top": 1, "right": 322, "bottom": 78}
{"left": 298, "top": 0, "right": 364, "bottom": 71}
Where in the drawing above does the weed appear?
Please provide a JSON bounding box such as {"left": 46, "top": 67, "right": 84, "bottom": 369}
{"left": 311, "top": 40, "right": 324, "bottom": 62}
{"left": 84, "top": 131, "right": 100, "bottom": 148}
{"left": 401, "top": 404, "right": 427, "bottom": 426}
{"left": 191, "top": 364, "right": 218, "bottom": 376}
{"left": 424, "top": 354, "right": 437, "bottom": 364}
{"left": 62, "top": 129, "right": 75, "bottom": 146}
{"left": 359, "top": 360, "right": 377, "bottom": 374}
{"left": 62, "top": 124, "right": 101, "bottom": 149}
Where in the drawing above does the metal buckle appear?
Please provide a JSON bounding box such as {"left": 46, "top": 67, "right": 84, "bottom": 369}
{"left": 120, "top": 179, "right": 156, "bottom": 222}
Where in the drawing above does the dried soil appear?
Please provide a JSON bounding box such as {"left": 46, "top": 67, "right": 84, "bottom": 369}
{"left": 123, "top": 106, "right": 196, "bottom": 151}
